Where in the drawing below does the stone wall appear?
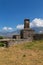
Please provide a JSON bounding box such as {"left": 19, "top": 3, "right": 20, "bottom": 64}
{"left": 12, "top": 35, "right": 20, "bottom": 39}
{"left": 20, "top": 29, "right": 34, "bottom": 40}
{"left": 20, "top": 19, "right": 35, "bottom": 40}
{"left": 33, "top": 34, "right": 43, "bottom": 40}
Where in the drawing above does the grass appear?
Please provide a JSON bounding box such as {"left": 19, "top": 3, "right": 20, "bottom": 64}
{"left": 0, "top": 40, "right": 43, "bottom": 65}
{"left": 23, "top": 40, "right": 43, "bottom": 50}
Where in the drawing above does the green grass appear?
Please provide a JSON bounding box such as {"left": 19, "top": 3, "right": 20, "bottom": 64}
{"left": 15, "top": 40, "right": 43, "bottom": 50}
{"left": 22, "top": 40, "right": 43, "bottom": 50}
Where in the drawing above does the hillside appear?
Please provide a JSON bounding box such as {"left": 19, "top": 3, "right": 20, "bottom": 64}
{"left": 0, "top": 40, "right": 43, "bottom": 65}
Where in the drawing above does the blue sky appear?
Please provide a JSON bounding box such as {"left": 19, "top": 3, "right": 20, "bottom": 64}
{"left": 0, "top": 0, "right": 43, "bottom": 31}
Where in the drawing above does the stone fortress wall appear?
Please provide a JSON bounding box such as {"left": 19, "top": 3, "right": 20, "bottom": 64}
{"left": 12, "top": 18, "right": 43, "bottom": 40}
{"left": 0, "top": 18, "right": 43, "bottom": 47}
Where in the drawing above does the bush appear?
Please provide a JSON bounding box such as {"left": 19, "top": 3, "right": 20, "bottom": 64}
{"left": 0, "top": 36, "right": 3, "bottom": 39}
{"left": 0, "top": 42, "right": 4, "bottom": 47}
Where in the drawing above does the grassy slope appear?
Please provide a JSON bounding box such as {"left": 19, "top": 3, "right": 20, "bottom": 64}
{"left": 0, "top": 40, "right": 43, "bottom": 65}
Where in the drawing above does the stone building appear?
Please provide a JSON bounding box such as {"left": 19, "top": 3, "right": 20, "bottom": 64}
{"left": 12, "top": 18, "right": 43, "bottom": 40}
{"left": 33, "top": 33, "right": 43, "bottom": 40}
{"left": 12, "top": 19, "right": 35, "bottom": 40}
{"left": 12, "top": 34, "right": 20, "bottom": 39}
{"left": 20, "top": 19, "right": 35, "bottom": 40}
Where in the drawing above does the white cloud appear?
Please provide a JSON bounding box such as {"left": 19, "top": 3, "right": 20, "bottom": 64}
{"left": 3, "top": 27, "right": 13, "bottom": 31}
{"left": 30, "top": 18, "right": 43, "bottom": 27}
{"left": 8, "top": 27, "right": 13, "bottom": 30}
{"left": 3, "top": 27, "right": 7, "bottom": 31}
{"left": 16, "top": 24, "right": 24, "bottom": 29}
{"left": 16, "top": 18, "right": 43, "bottom": 29}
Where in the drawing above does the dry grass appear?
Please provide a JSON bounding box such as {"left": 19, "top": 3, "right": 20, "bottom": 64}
{"left": 0, "top": 40, "right": 43, "bottom": 65}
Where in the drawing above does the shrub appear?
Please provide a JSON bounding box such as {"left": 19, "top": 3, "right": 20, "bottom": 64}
{"left": 0, "top": 36, "right": 3, "bottom": 39}
{"left": 0, "top": 42, "right": 4, "bottom": 47}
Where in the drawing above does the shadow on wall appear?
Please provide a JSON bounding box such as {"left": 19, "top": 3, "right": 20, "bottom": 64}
{"left": 33, "top": 34, "right": 43, "bottom": 40}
